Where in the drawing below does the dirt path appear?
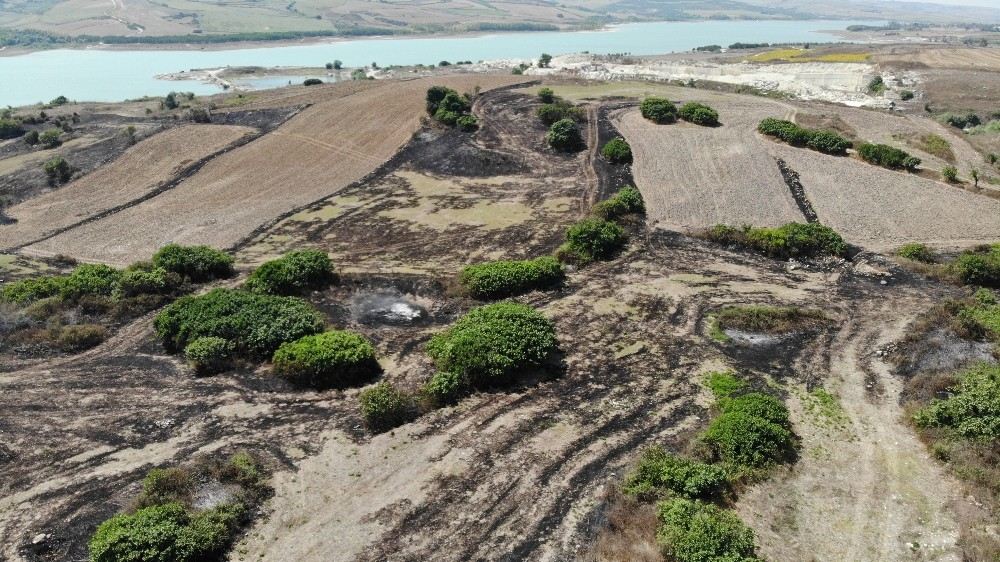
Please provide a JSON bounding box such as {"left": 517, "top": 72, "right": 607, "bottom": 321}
{"left": 737, "top": 287, "right": 969, "bottom": 561}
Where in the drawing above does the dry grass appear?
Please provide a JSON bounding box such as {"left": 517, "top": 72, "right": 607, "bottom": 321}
{"left": 0, "top": 124, "right": 255, "bottom": 250}
{"left": 750, "top": 48, "right": 870, "bottom": 63}
{"left": 581, "top": 487, "right": 662, "bottom": 562}
{"left": 876, "top": 47, "right": 1000, "bottom": 71}
{"left": 23, "top": 75, "right": 529, "bottom": 265}
{"left": 716, "top": 305, "right": 827, "bottom": 333}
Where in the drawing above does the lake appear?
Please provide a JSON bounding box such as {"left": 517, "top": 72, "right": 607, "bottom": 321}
{"left": 0, "top": 19, "right": 882, "bottom": 107}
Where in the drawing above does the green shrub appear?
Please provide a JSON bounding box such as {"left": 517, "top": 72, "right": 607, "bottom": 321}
{"left": 592, "top": 186, "right": 645, "bottom": 221}
{"left": 434, "top": 108, "right": 460, "bottom": 126}
{"left": 705, "top": 223, "right": 848, "bottom": 259}
{"left": 137, "top": 467, "right": 194, "bottom": 508}
{"left": 272, "top": 330, "right": 379, "bottom": 388}
{"left": 459, "top": 256, "right": 564, "bottom": 299}
{"left": 806, "top": 130, "right": 852, "bottom": 155}
{"left": 656, "top": 498, "right": 759, "bottom": 562}
{"left": 359, "top": 381, "right": 415, "bottom": 431}
{"left": 456, "top": 114, "right": 478, "bottom": 132}
{"left": 426, "top": 85, "right": 455, "bottom": 114}
{"left": 624, "top": 447, "right": 729, "bottom": 500}
{"left": 154, "top": 288, "right": 324, "bottom": 358}
{"left": 538, "top": 87, "right": 555, "bottom": 103}
{"left": 421, "top": 370, "right": 468, "bottom": 405}
{"left": 43, "top": 156, "right": 72, "bottom": 184}
{"left": 702, "top": 411, "right": 794, "bottom": 468}
{"left": 719, "top": 393, "right": 790, "bottom": 428}
{"left": 39, "top": 128, "right": 62, "bottom": 148}
{"left": 88, "top": 502, "right": 238, "bottom": 562}
{"left": 1, "top": 276, "right": 65, "bottom": 305}
{"left": 640, "top": 97, "right": 677, "bottom": 123}
{"left": 54, "top": 323, "right": 107, "bottom": 351}
{"left": 117, "top": 267, "right": 178, "bottom": 297}
{"left": 942, "top": 165, "right": 959, "bottom": 182}
{"left": 600, "top": 137, "right": 632, "bottom": 164}
{"left": 546, "top": 118, "right": 583, "bottom": 152}
{"left": 152, "top": 244, "right": 234, "bottom": 282}
{"left": 0, "top": 118, "right": 24, "bottom": 139}
{"left": 429, "top": 89, "right": 472, "bottom": 127}
{"left": 757, "top": 118, "right": 850, "bottom": 155}
{"left": 536, "top": 101, "right": 584, "bottom": 125}
{"left": 559, "top": 218, "right": 626, "bottom": 263}
{"left": 303, "top": 78, "right": 323, "bottom": 86}
{"left": 678, "top": 102, "right": 719, "bottom": 126}
{"left": 914, "top": 362, "right": 999, "bottom": 438}
{"left": 61, "top": 264, "right": 122, "bottom": 300}
{"left": 244, "top": 249, "right": 334, "bottom": 295}
{"left": 24, "top": 130, "right": 39, "bottom": 145}
{"left": 900, "top": 89, "right": 914, "bottom": 101}
{"left": 426, "top": 302, "right": 556, "bottom": 386}
{"left": 952, "top": 248, "right": 1000, "bottom": 286}
{"left": 867, "top": 75, "right": 886, "bottom": 95}
{"left": 184, "top": 337, "right": 235, "bottom": 376}
{"left": 856, "top": 142, "right": 921, "bottom": 171}
{"left": 897, "top": 243, "right": 935, "bottom": 263}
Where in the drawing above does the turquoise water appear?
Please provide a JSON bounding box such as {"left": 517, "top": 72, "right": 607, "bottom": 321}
{"left": 0, "top": 19, "right": 882, "bottom": 107}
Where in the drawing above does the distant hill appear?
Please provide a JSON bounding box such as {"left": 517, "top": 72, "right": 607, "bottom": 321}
{"left": 0, "top": 0, "right": 998, "bottom": 45}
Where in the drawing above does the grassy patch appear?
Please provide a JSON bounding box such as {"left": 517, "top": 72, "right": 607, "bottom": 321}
{"left": 715, "top": 305, "right": 827, "bottom": 334}
{"left": 750, "top": 48, "right": 870, "bottom": 63}
{"left": 897, "top": 243, "right": 936, "bottom": 263}
{"left": 623, "top": 446, "right": 729, "bottom": 501}
{"left": 915, "top": 133, "right": 955, "bottom": 163}
{"left": 459, "top": 256, "right": 564, "bottom": 300}
{"left": 706, "top": 370, "right": 746, "bottom": 399}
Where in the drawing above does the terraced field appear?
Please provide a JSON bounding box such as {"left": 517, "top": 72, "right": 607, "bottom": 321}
{"left": 0, "top": 124, "right": 256, "bottom": 251}
{"left": 21, "top": 75, "right": 528, "bottom": 265}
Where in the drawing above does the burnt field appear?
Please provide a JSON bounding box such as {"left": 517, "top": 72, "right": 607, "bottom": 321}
{"left": 1, "top": 75, "right": 997, "bottom": 562}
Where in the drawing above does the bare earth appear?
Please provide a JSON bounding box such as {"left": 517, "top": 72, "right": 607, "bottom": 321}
{"left": 21, "top": 75, "right": 528, "bottom": 265}
{"left": 0, "top": 124, "right": 256, "bottom": 251}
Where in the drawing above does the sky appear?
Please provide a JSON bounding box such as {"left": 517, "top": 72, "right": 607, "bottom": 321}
{"left": 893, "top": 0, "right": 1000, "bottom": 7}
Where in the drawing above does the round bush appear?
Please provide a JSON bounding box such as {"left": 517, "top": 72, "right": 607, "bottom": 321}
{"left": 702, "top": 411, "right": 793, "bottom": 468}
{"left": 155, "top": 288, "right": 325, "bottom": 358}
{"left": 422, "top": 370, "right": 468, "bottom": 405}
{"left": 89, "top": 503, "right": 234, "bottom": 562}
{"left": 601, "top": 137, "right": 632, "bottom": 164}
{"left": 359, "top": 381, "right": 415, "bottom": 431}
{"left": 55, "top": 323, "right": 107, "bottom": 351}
{"left": 593, "top": 186, "right": 645, "bottom": 220}
{"left": 640, "top": 97, "right": 677, "bottom": 123}
{"left": 426, "top": 302, "right": 556, "bottom": 386}
{"left": 678, "top": 102, "right": 719, "bottom": 126}
{"left": 244, "top": 250, "right": 335, "bottom": 296}
{"left": 303, "top": 78, "right": 323, "bottom": 86}
{"left": 806, "top": 130, "right": 851, "bottom": 155}
{"left": 117, "top": 267, "right": 178, "bottom": 297}
{"left": 459, "top": 256, "right": 564, "bottom": 299}
{"left": 624, "top": 446, "right": 729, "bottom": 500}
{"left": 656, "top": 498, "right": 758, "bottom": 562}
{"left": 456, "top": 114, "right": 479, "bottom": 132}
{"left": 719, "top": 393, "right": 790, "bottom": 428}
{"left": 61, "top": 264, "right": 122, "bottom": 300}
{"left": 185, "top": 337, "right": 235, "bottom": 376}
{"left": 897, "top": 243, "right": 935, "bottom": 263}
{"left": 152, "top": 244, "right": 234, "bottom": 282}
{"left": 561, "top": 218, "right": 627, "bottom": 262}
{"left": 546, "top": 118, "right": 583, "bottom": 152}
{"left": 272, "top": 330, "right": 380, "bottom": 388}
{"left": 538, "top": 87, "right": 555, "bottom": 103}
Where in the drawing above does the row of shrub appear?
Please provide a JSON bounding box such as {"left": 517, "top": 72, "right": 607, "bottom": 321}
{"left": 89, "top": 452, "right": 268, "bottom": 562}
{"left": 459, "top": 256, "right": 565, "bottom": 299}
{"left": 640, "top": 98, "right": 719, "bottom": 126}
{"left": 621, "top": 371, "right": 795, "bottom": 561}
{"left": 757, "top": 117, "right": 852, "bottom": 155}
{"left": 705, "top": 222, "right": 849, "bottom": 260}
{"left": 426, "top": 85, "right": 478, "bottom": 131}
{"left": 896, "top": 242, "right": 1000, "bottom": 288}
{"left": 856, "top": 142, "right": 921, "bottom": 171}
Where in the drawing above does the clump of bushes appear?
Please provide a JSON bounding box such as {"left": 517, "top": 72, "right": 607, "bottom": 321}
{"left": 856, "top": 142, "right": 921, "bottom": 171}
{"left": 640, "top": 97, "right": 677, "bottom": 123}
{"left": 303, "top": 78, "right": 323, "bottom": 86}
{"left": 942, "top": 165, "right": 959, "bottom": 182}
{"left": 154, "top": 288, "right": 324, "bottom": 358}
{"left": 536, "top": 100, "right": 585, "bottom": 126}
{"left": 592, "top": 186, "right": 645, "bottom": 221}
{"left": 152, "top": 244, "right": 233, "bottom": 282}
{"left": 546, "top": 118, "right": 583, "bottom": 152}
{"left": 426, "top": 302, "right": 556, "bottom": 387}
{"left": 272, "top": 330, "right": 380, "bottom": 388}
{"left": 678, "top": 102, "right": 719, "bottom": 126}
{"left": 0, "top": 118, "right": 24, "bottom": 139}
{"left": 600, "top": 137, "right": 632, "bottom": 164}
{"left": 557, "top": 217, "right": 626, "bottom": 263}
{"left": 244, "top": 249, "right": 335, "bottom": 295}
{"left": 421, "top": 370, "right": 467, "bottom": 406}
{"left": 459, "top": 256, "right": 564, "bottom": 299}
{"left": 757, "top": 118, "right": 851, "bottom": 155}
{"left": 538, "top": 87, "right": 555, "bottom": 103}
{"left": 426, "top": 85, "right": 474, "bottom": 129}
{"left": 39, "top": 128, "right": 62, "bottom": 148}
{"left": 117, "top": 266, "right": 179, "bottom": 298}
{"left": 702, "top": 403, "right": 794, "bottom": 469}
{"left": 43, "top": 156, "right": 72, "bottom": 184}
{"left": 656, "top": 499, "right": 760, "bottom": 562}
{"left": 706, "top": 222, "right": 848, "bottom": 259}
{"left": 897, "top": 243, "right": 935, "bottom": 263}
{"left": 184, "top": 336, "right": 235, "bottom": 376}
{"left": 359, "top": 381, "right": 416, "bottom": 431}
{"left": 53, "top": 323, "right": 107, "bottom": 351}
{"left": 456, "top": 114, "right": 478, "bottom": 132}
{"left": 623, "top": 446, "right": 729, "bottom": 500}
{"left": 914, "top": 362, "right": 999, "bottom": 439}
{"left": 951, "top": 245, "right": 1000, "bottom": 286}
